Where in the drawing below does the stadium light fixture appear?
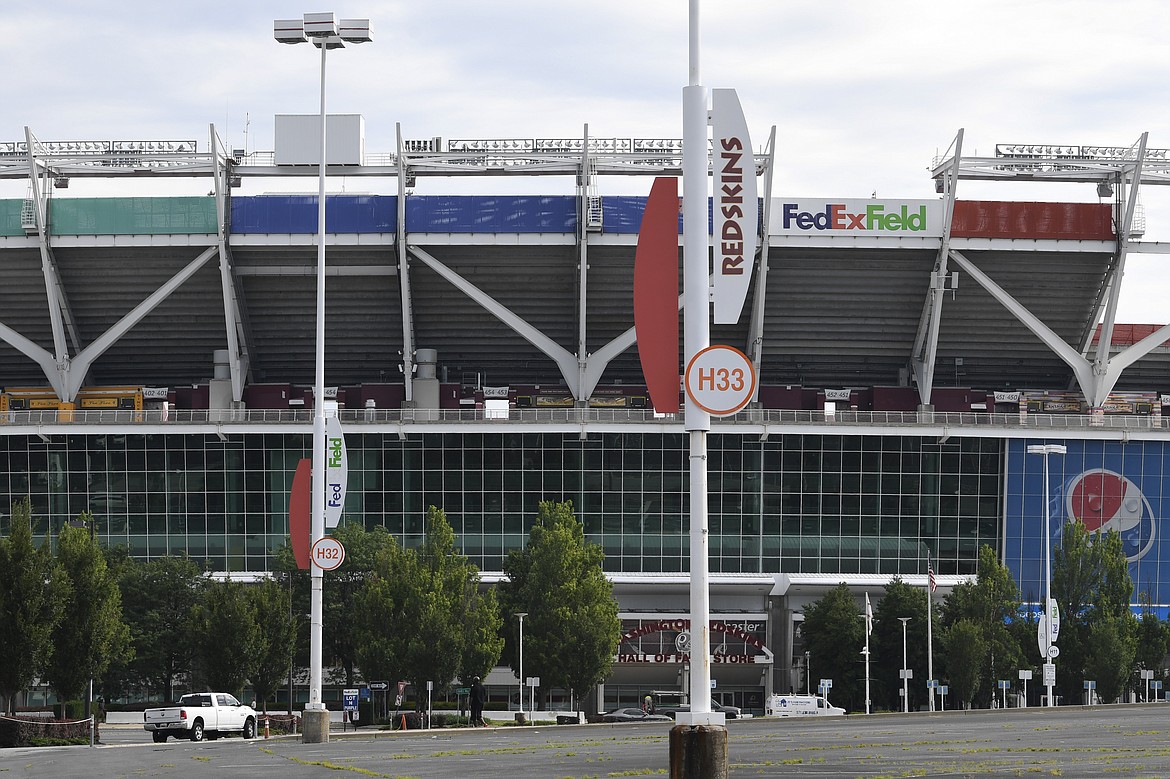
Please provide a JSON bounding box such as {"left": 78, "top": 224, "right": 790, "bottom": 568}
{"left": 1027, "top": 443, "right": 1066, "bottom": 708}
{"left": 274, "top": 10, "right": 371, "bottom": 736}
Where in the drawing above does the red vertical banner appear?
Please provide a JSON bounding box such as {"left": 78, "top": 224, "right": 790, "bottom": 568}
{"left": 634, "top": 177, "right": 681, "bottom": 414}
{"left": 290, "top": 457, "right": 311, "bottom": 570}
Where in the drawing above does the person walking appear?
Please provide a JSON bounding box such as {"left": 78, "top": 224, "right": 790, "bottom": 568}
{"left": 470, "top": 676, "right": 487, "bottom": 727}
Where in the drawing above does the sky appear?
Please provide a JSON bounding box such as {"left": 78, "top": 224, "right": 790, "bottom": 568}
{"left": 4, "top": 0, "right": 1170, "bottom": 322}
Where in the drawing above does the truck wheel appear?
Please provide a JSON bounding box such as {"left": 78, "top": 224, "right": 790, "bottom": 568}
{"left": 152, "top": 732, "right": 167, "bottom": 743}
{"left": 191, "top": 720, "right": 204, "bottom": 742}
{"left": 243, "top": 718, "right": 256, "bottom": 740}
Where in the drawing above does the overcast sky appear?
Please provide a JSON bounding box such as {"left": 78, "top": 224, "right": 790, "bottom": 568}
{"left": 5, "top": 0, "right": 1170, "bottom": 322}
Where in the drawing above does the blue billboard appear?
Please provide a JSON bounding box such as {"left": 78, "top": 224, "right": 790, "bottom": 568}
{"left": 1004, "top": 439, "right": 1169, "bottom": 616}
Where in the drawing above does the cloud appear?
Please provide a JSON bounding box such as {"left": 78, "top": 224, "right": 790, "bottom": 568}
{"left": 5, "top": 0, "right": 1170, "bottom": 319}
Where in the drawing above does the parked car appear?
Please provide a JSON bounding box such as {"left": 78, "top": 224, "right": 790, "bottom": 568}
{"left": 143, "top": 692, "right": 258, "bottom": 742}
{"left": 601, "top": 707, "right": 673, "bottom": 723}
{"left": 657, "top": 700, "right": 742, "bottom": 719}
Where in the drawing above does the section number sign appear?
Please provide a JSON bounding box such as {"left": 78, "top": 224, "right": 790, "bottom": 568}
{"left": 684, "top": 344, "right": 757, "bottom": 416}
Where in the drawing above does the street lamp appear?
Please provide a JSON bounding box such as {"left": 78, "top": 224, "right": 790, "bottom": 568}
{"left": 516, "top": 612, "right": 528, "bottom": 716}
{"left": 804, "top": 651, "right": 811, "bottom": 695}
{"left": 1027, "top": 443, "right": 1066, "bottom": 707}
{"left": 899, "top": 617, "right": 912, "bottom": 713}
{"left": 274, "top": 12, "right": 371, "bottom": 726}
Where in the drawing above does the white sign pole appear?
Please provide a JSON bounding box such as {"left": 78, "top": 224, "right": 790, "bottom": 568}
{"left": 682, "top": 0, "right": 716, "bottom": 726}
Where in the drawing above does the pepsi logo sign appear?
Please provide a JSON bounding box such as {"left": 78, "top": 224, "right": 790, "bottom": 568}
{"left": 1067, "top": 469, "right": 1156, "bottom": 562}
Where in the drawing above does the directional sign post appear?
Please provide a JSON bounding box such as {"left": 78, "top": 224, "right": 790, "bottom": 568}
{"left": 343, "top": 688, "right": 359, "bottom": 731}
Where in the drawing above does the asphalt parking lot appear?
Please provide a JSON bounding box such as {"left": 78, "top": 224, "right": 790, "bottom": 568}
{"left": 7, "top": 704, "right": 1170, "bottom": 778}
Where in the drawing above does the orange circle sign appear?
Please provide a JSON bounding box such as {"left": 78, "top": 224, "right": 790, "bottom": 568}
{"left": 684, "top": 345, "right": 757, "bottom": 416}
{"left": 311, "top": 536, "right": 346, "bottom": 571}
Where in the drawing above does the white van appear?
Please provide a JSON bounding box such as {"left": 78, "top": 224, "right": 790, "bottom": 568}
{"left": 765, "top": 694, "right": 845, "bottom": 717}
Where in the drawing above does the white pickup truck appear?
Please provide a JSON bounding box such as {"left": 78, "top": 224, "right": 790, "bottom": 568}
{"left": 143, "top": 692, "right": 259, "bottom": 742}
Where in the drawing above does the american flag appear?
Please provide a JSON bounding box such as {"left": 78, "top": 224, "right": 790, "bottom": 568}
{"left": 928, "top": 562, "right": 937, "bottom": 593}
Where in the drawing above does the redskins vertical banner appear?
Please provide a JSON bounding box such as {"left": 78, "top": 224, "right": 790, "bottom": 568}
{"left": 711, "top": 88, "right": 757, "bottom": 325}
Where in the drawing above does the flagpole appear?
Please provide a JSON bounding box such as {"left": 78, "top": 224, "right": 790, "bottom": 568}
{"left": 926, "top": 550, "right": 935, "bottom": 712}
{"left": 864, "top": 592, "right": 873, "bottom": 715}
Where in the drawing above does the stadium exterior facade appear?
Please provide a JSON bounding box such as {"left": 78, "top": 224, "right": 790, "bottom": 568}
{"left": 3, "top": 124, "right": 1170, "bottom": 713}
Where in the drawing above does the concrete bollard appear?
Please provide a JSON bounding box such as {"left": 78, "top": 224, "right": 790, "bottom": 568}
{"left": 669, "top": 724, "right": 728, "bottom": 779}
{"left": 301, "top": 708, "right": 330, "bottom": 743}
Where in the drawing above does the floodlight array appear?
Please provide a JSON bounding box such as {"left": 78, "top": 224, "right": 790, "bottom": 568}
{"left": 997, "top": 143, "right": 1170, "bottom": 162}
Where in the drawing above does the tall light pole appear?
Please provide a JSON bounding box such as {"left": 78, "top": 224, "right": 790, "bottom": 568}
{"left": 516, "top": 612, "right": 528, "bottom": 716}
{"left": 899, "top": 617, "right": 911, "bottom": 713}
{"left": 274, "top": 12, "right": 371, "bottom": 736}
{"left": 1027, "top": 443, "right": 1066, "bottom": 707}
{"left": 804, "top": 651, "right": 811, "bottom": 695}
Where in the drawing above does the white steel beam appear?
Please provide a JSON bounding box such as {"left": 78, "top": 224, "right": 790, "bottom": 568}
{"left": 577, "top": 124, "right": 592, "bottom": 404}
{"left": 0, "top": 321, "right": 63, "bottom": 396}
{"left": 911, "top": 129, "right": 963, "bottom": 406}
{"left": 1088, "top": 133, "right": 1147, "bottom": 406}
{"left": 396, "top": 123, "right": 417, "bottom": 401}
{"left": 211, "top": 125, "right": 251, "bottom": 401}
{"left": 946, "top": 249, "right": 1095, "bottom": 394}
{"left": 746, "top": 126, "right": 777, "bottom": 393}
{"left": 63, "top": 246, "right": 219, "bottom": 399}
{"left": 407, "top": 245, "right": 580, "bottom": 397}
{"left": 24, "top": 127, "right": 81, "bottom": 361}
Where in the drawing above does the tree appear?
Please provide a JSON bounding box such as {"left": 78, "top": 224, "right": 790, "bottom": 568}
{"left": 351, "top": 542, "right": 409, "bottom": 686}
{"left": 1084, "top": 613, "right": 1134, "bottom": 703}
{"left": 43, "top": 514, "right": 132, "bottom": 712}
{"left": 351, "top": 507, "right": 500, "bottom": 708}
{"left": 251, "top": 578, "right": 297, "bottom": 713}
{"left": 1052, "top": 522, "right": 1137, "bottom": 703}
{"left": 939, "top": 545, "right": 1024, "bottom": 706}
{"left": 800, "top": 583, "right": 865, "bottom": 711}
{"left": 871, "top": 578, "right": 931, "bottom": 712}
{"left": 942, "top": 620, "right": 987, "bottom": 709}
{"left": 500, "top": 501, "right": 620, "bottom": 709}
{"left": 276, "top": 523, "right": 402, "bottom": 687}
{"left": 0, "top": 498, "right": 64, "bottom": 714}
{"left": 459, "top": 585, "right": 504, "bottom": 684}
{"left": 117, "top": 555, "right": 206, "bottom": 700}
{"left": 1134, "top": 601, "right": 1168, "bottom": 700}
{"left": 190, "top": 579, "right": 259, "bottom": 696}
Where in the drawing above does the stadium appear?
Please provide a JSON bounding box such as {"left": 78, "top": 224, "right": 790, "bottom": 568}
{"left": 2, "top": 118, "right": 1170, "bottom": 715}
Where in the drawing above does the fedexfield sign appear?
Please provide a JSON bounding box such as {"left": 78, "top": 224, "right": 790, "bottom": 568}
{"left": 772, "top": 199, "right": 942, "bottom": 237}
{"left": 711, "top": 88, "right": 758, "bottom": 325}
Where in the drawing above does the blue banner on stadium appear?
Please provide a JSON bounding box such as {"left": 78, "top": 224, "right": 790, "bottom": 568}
{"left": 1003, "top": 439, "right": 1168, "bottom": 617}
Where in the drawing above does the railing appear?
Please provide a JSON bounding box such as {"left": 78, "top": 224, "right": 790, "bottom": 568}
{"left": 0, "top": 408, "right": 1165, "bottom": 434}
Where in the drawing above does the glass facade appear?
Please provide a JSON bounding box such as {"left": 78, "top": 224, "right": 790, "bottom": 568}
{"left": 0, "top": 431, "right": 1003, "bottom": 575}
